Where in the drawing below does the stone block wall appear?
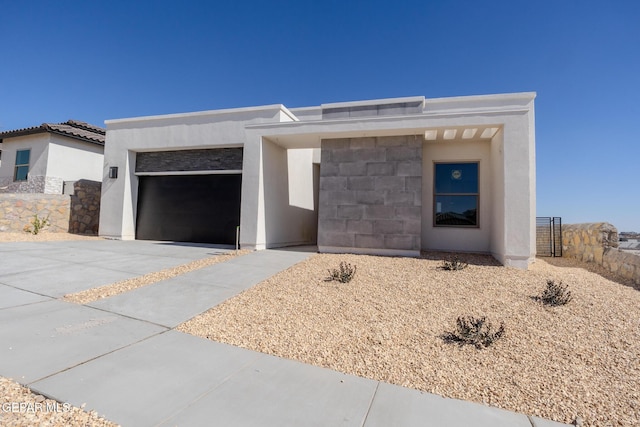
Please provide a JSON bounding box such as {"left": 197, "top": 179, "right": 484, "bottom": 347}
{"left": 562, "top": 222, "right": 640, "bottom": 285}
{"left": 318, "top": 136, "right": 422, "bottom": 255}
{"left": 0, "top": 180, "right": 102, "bottom": 235}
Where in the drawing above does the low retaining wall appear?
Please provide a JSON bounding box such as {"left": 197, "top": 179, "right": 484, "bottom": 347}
{"left": 0, "top": 194, "right": 70, "bottom": 232}
{"left": 562, "top": 223, "right": 640, "bottom": 285}
{"left": 0, "top": 180, "right": 101, "bottom": 235}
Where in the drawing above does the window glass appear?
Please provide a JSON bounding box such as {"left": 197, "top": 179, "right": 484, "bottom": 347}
{"left": 435, "top": 195, "right": 478, "bottom": 226}
{"left": 14, "top": 166, "right": 28, "bottom": 181}
{"left": 16, "top": 149, "right": 30, "bottom": 165}
{"left": 434, "top": 163, "right": 478, "bottom": 193}
{"left": 434, "top": 162, "right": 479, "bottom": 227}
{"left": 14, "top": 149, "right": 30, "bottom": 181}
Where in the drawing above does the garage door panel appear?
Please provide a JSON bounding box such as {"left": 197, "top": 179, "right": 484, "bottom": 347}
{"left": 136, "top": 175, "right": 241, "bottom": 244}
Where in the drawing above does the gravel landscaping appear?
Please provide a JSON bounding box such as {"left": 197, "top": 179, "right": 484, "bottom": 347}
{"left": 178, "top": 252, "right": 640, "bottom": 427}
{"left": 3, "top": 231, "right": 638, "bottom": 425}
{"left": 0, "top": 377, "right": 119, "bottom": 427}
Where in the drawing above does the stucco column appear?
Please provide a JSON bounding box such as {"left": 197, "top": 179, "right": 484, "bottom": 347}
{"left": 239, "top": 134, "right": 264, "bottom": 250}
{"left": 500, "top": 109, "right": 535, "bottom": 268}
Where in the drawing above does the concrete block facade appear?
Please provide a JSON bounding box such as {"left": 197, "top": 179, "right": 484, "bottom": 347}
{"left": 318, "top": 136, "right": 422, "bottom": 256}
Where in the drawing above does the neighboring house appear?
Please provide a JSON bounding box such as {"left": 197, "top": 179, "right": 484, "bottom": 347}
{"left": 99, "top": 92, "right": 536, "bottom": 268}
{"left": 0, "top": 120, "right": 105, "bottom": 194}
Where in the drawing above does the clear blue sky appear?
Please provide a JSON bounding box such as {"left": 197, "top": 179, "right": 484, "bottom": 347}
{"left": 1, "top": 1, "right": 639, "bottom": 231}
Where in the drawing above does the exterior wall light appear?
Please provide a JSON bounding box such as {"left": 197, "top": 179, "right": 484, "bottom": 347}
{"left": 109, "top": 166, "right": 118, "bottom": 179}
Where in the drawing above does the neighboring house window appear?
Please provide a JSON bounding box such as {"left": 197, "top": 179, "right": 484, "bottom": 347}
{"left": 434, "top": 162, "right": 479, "bottom": 227}
{"left": 14, "top": 149, "right": 30, "bottom": 181}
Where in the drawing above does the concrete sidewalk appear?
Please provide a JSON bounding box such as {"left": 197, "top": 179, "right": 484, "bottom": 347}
{"left": 0, "top": 241, "right": 569, "bottom": 427}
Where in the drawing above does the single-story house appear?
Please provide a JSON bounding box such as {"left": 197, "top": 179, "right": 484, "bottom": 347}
{"left": 0, "top": 120, "right": 105, "bottom": 194}
{"left": 99, "top": 92, "right": 536, "bottom": 268}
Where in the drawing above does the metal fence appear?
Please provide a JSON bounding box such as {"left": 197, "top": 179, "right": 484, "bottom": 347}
{"left": 536, "top": 217, "right": 562, "bottom": 257}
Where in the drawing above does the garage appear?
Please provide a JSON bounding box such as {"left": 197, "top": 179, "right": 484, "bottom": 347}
{"left": 136, "top": 174, "right": 242, "bottom": 244}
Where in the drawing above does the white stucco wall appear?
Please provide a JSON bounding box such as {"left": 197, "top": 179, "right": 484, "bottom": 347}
{"left": 100, "top": 93, "right": 536, "bottom": 268}
{"left": 498, "top": 112, "right": 536, "bottom": 268}
{"left": 422, "top": 140, "right": 492, "bottom": 253}
{"left": 100, "top": 105, "right": 295, "bottom": 241}
{"left": 490, "top": 129, "right": 506, "bottom": 260}
{"left": 251, "top": 142, "right": 318, "bottom": 249}
{"left": 46, "top": 134, "right": 104, "bottom": 182}
{"left": 0, "top": 133, "right": 103, "bottom": 194}
{"left": 0, "top": 134, "right": 50, "bottom": 180}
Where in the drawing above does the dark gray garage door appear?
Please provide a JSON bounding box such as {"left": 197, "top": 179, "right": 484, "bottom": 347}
{"left": 136, "top": 174, "right": 242, "bottom": 244}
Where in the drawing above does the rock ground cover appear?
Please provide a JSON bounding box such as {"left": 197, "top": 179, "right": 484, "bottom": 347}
{"left": 178, "top": 252, "right": 640, "bottom": 427}
{"left": 3, "top": 231, "right": 639, "bottom": 426}
{"left": 0, "top": 377, "right": 119, "bottom": 427}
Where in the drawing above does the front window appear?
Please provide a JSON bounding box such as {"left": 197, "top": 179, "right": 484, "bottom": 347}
{"left": 14, "top": 149, "right": 30, "bottom": 181}
{"left": 434, "top": 162, "right": 479, "bottom": 227}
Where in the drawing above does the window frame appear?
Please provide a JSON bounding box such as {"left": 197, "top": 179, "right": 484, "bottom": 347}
{"left": 433, "top": 161, "right": 480, "bottom": 228}
{"left": 14, "top": 149, "right": 31, "bottom": 182}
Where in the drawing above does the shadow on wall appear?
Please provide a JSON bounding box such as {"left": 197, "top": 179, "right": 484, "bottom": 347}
{"left": 262, "top": 145, "right": 319, "bottom": 248}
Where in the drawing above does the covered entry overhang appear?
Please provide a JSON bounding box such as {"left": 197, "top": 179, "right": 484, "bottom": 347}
{"left": 242, "top": 92, "right": 536, "bottom": 268}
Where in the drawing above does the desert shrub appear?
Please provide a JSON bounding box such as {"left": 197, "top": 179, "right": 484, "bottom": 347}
{"left": 24, "top": 214, "right": 50, "bottom": 235}
{"left": 441, "top": 256, "right": 468, "bottom": 271}
{"left": 326, "top": 261, "right": 357, "bottom": 283}
{"left": 442, "top": 315, "right": 505, "bottom": 349}
{"left": 538, "top": 279, "right": 572, "bottom": 306}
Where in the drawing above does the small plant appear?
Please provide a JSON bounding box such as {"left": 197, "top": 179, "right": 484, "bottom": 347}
{"left": 441, "top": 256, "right": 468, "bottom": 271}
{"left": 442, "top": 315, "right": 505, "bottom": 349}
{"left": 538, "top": 279, "right": 572, "bottom": 306}
{"left": 25, "top": 214, "right": 50, "bottom": 235}
{"left": 326, "top": 261, "right": 357, "bottom": 283}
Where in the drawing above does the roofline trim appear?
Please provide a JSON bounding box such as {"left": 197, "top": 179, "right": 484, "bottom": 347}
{"left": 105, "top": 104, "right": 294, "bottom": 125}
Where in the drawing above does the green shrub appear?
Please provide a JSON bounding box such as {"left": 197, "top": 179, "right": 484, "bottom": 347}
{"left": 24, "top": 214, "right": 50, "bottom": 235}
{"left": 538, "top": 279, "right": 572, "bottom": 306}
{"left": 442, "top": 315, "right": 505, "bottom": 349}
{"left": 326, "top": 261, "right": 357, "bottom": 283}
{"left": 441, "top": 256, "right": 468, "bottom": 271}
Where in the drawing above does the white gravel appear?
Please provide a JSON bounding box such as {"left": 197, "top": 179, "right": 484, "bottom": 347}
{"left": 178, "top": 252, "right": 640, "bottom": 427}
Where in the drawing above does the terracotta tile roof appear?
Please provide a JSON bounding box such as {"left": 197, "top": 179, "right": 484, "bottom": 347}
{"left": 0, "top": 120, "right": 105, "bottom": 145}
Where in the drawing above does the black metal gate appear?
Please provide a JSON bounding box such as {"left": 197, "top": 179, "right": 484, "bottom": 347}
{"left": 536, "top": 217, "right": 562, "bottom": 257}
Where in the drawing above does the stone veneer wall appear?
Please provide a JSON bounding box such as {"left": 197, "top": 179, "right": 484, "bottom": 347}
{"left": 69, "top": 180, "right": 101, "bottom": 235}
{"left": 562, "top": 222, "right": 640, "bottom": 285}
{"left": 0, "top": 194, "right": 70, "bottom": 232}
{"left": 0, "top": 180, "right": 102, "bottom": 235}
{"left": 0, "top": 175, "right": 63, "bottom": 194}
{"left": 135, "top": 148, "right": 243, "bottom": 173}
{"left": 318, "top": 136, "right": 422, "bottom": 255}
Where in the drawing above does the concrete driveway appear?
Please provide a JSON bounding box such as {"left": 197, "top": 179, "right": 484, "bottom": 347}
{"left": 0, "top": 240, "right": 568, "bottom": 427}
